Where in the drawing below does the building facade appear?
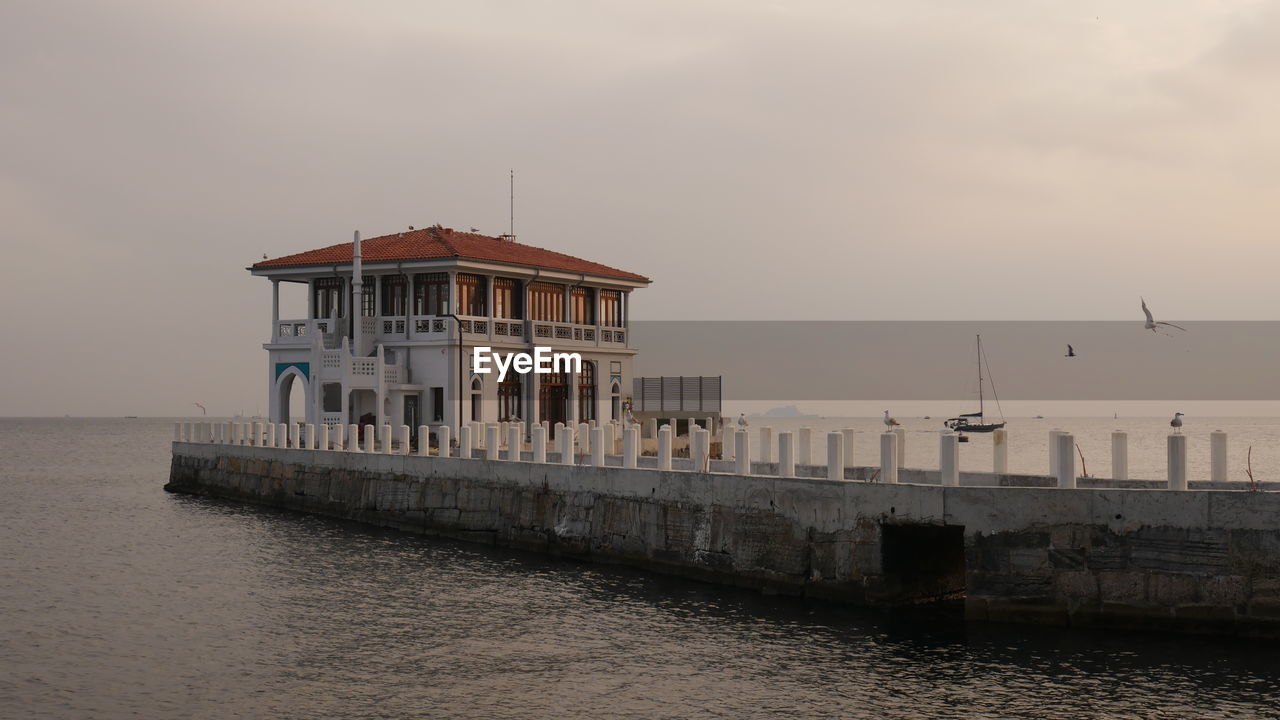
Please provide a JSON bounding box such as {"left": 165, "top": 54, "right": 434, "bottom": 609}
{"left": 251, "top": 226, "right": 649, "bottom": 439}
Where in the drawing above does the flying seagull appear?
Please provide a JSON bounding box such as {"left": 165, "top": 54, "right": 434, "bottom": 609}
{"left": 1065, "top": 344, "right": 1076, "bottom": 357}
{"left": 1170, "top": 412, "right": 1184, "bottom": 432}
{"left": 1141, "top": 297, "right": 1187, "bottom": 334}
{"left": 883, "top": 410, "right": 901, "bottom": 428}
{"left": 194, "top": 402, "right": 207, "bottom": 416}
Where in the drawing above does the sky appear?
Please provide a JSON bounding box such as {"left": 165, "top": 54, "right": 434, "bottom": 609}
{"left": 2, "top": 0, "right": 1279, "bottom": 416}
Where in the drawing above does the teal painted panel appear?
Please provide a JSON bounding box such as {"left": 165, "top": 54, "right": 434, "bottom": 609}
{"left": 275, "top": 362, "right": 310, "bottom": 381}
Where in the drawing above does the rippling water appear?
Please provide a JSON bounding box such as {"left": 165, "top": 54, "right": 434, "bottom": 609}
{"left": 3, "top": 418, "right": 1279, "bottom": 719}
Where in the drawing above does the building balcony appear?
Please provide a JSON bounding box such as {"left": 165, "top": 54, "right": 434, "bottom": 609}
{"left": 274, "top": 318, "right": 340, "bottom": 348}
{"left": 369, "top": 314, "right": 629, "bottom": 348}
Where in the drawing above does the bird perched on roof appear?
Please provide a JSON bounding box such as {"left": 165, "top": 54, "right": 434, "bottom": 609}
{"left": 884, "top": 410, "right": 901, "bottom": 428}
{"left": 1170, "top": 412, "right": 1184, "bottom": 432}
{"left": 1065, "top": 344, "right": 1076, "bottom": 357}
{"left": 1142, "top": 298, "right": 1187, "bottom": 334}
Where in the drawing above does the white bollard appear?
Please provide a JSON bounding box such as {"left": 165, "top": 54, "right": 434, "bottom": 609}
{"left": 735, "top": 430, "right": 750, "bottom": 475}
{"left": 559, "top": 424, "right": 574, "bottom": 465}
{"left": 183, "top": 422, "right": 193, "bottom": 442}
{"left": 459, "top": 425, "right": 472, "bottom": 459}
{"left": 1049, "top": 429, "right": 1065, "bottom": 477}
{"left": 893, "top": 427, "right": 906, "bottom": 469}
{"left": 760, "top": 427, "right": 774, "bottom": 463}
{"left": 993, "top": 428, "right": 1008, "bottom": 474}
{"left": 827, "top": 432, "right": 843, "bottom": 481}
{"left": 436, "top": 425, "right": 451, "bottom": 457}
{"left": 398, "top": 425, "right": 410, "bottom": 455}
{"left": 486, "top": 425, "right": 499, "bottom": 460}
{"left": 778, "top": 431, "right": 795, "bottom": 478}
{"left": 880, "top": 432, "right": 898, "bottom": 484}
{"left": 1168, "top": 433, "right": 1188, "bottom": 490}
{"left": 578, "top": 422, "right": 591, "bottom": 454}
{"left": 658, "top": 425, "right": 673, "bottom": 471}
{"left": 1111, "top": 430, "right": 1127, "bottom": 480}
{"left": 507, "top": 425, "right": 521, "bottom": 461}
{"left": 226, "top": 421, "right": 234, "bottom": 444}
{"left": 1210, "top": 430, "right": 1227, "bottom": 483}
{"left": 1055, "top": 432, "right": 1076, "bottom": 489}
{"left": 842, "top": 428, "right": 856, "bottom": 469}
{"left": 279, "top": 423, "right": 290, "bottom": 449}
{"left": 331, "top": 423, "right": 343, "bottom": 450}
{"left": 305, "top": 424, "right": 317, "bottom": 450}
{"left": 645, "top": 418, "right": 657, "bottom": 440}
{"left": 624, "top": 426, "right": 638, "bottom": 468}
{"left": 498, "top": 421, "right": 509, "bottom": 448}
{"left": 721, "top": 423, "right": 735, "bottom": 461}
{"left": 381, "top": 424, "right": 392, "bottom": 454}
{"left": 532, "top": 425, "right": 547, "bottom": 463}
{"left": 417, "top": 425, "right": 430, "bottom": 456}
{"left": 940, "top": 432, "right": 960, "bottom": 487}
{"left": 363, "top": 425, "right": 375, "bottom": 453}
{"left": 265, "top": 423, "right": 275, "bottom": 448}
{"left": 591, "top": 427, "right": 606, "bottom": 466}
{"left": 350, "top": 424, "right": 362, "bottom": 452}
{"left": 471, "top": 421, "right": 482, "bottom": 448}
{"left": 238, "top": 423, "right": 247, "bottom": 445}
{"left": 319, "top": 424, "right": 329, "bottom": 451}
{"left": 798, "top": 427, "right": 812, "bottom": 466}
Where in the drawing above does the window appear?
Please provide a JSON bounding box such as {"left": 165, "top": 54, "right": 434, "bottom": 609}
{"left": 313, "top": 278, "right": 344, "bottom": 319}
{"left": 322, "top": 383, "right": 342, "bottom": 412}
{"left": 360, "top": 276, "right": 375, "bottom": 317}
{"left": 571, "top": 287, "right": 595, "bottom": 325}
{"left": 457, "top": 274, "right": 487, "bottom": 316}
{"left": 578, "top": 362, "right": 596, "bottom": 422}
{"left": 498, "top": 376, "right": 522, "bottom": 422}
{"left": 600, "top": 290, "right": 623, "bottom": 327}
{"left": 431, "top": 387, "right": 444, "bottom": 422}
{"left": 494, "top": 278, "right": 521, "bottom": 319}
{"left": 413, "top": 273, "right": 449, "bottom": 316}
{"left": 528, "top": 281, "right": 565, "bottom": 322}
{"left": 470, "top": 377, "right": 483, "bottom": 423}
{"left": 381, "top": 276, "right": 408, "bottom": 315}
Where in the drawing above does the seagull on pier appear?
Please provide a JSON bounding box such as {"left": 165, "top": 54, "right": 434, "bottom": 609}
{"left": 737, "top": 413, "right": 749, "bottom": 428}
{"left": 1170, "top": 412, "right": 1184, "bottom": 432}
{"left": 1142, "top": 298, "right": 1187, "bottom": 335}
{"left": 1065, "top": 344, "right": 1076, "bottom": 357}
{"left": 884, "top": 410, "right": 901, "bottom": 429}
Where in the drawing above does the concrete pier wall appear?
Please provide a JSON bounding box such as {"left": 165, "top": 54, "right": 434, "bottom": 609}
{"left": 167, "top": 442, "right": 1280, "bottom": 637}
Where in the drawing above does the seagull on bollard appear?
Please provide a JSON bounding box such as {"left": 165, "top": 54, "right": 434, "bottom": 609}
{"left": 884, "top": 410, "right": 901, "bottom": 429}
{"left": 1170, "top": 412, "right": 1184, "bottom": 433}
{"left": 737, "top": 413, "right": 749, "bottom": 428}
{"left": 1142, "top": 298, "right": 1187, "bottom": 335}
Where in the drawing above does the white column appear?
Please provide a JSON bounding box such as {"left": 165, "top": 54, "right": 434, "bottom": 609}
{"left": 721, "top": 423, "right": 735, "bottom": 461}
{"left": 841, "top": 428, "right": 856, "bottom": 469}
{"left": 1055, "top": 432, "right": 1076, "bottom": 489}
{"left": 893, "top": 427, "right": 906, "bottom": 468}
{"left": 658, "top": 425, "right": 672, "bottom": 471}
{"left": 827, "top": 432, "right": 843, "bottom": 481}
{"left": 399, "top": 425, "right": 411, "bottom": 455}
{"left": 1210, "top": 430, "right": 1228, "bottom": 483}
{"left": 280, "top": 423, "right": 290, "bottom": 449}
{"left": 271, "top": 279, "right": 280, "bottom": 340}
{"left": 436, "top": 425, "right": 451, "bottom": 457}
{"left": 533, "top": 425, "right": 547, "bottom": 463}
{"left": 333, "top": 422, "right": 344, "bottom": 451}
{"left": 1049, "top": 429, "right": 1065, "bottom": 477}
{"left": 363, "top": 425, "right": 375, "bottom": 453}
{"left": 499, "top": 421, "right": 509, "bottom": 448}
{"left": 993, "top": 428, "right": 1008, "bottom": 474}
{"left": 559, "top": 424, "right": 574, "bottom": 465}
{"left": 623, "top": 426, "right": 638, "bottom": 468}
{"left": 880, "top": 432, "right": 898, "bottom": 484}
{"left": 485, "top": 425, "right": 499, "bottom": 460}
{"left": 380, "top": 424, "right": 392, "bottom": 454}
{"left": 798, "top": 427, "right": 812, "bottom": 466}
{"left": 1168, "top": 433, "right": 1188, "bottom": 490}
{"left": 185, "top": 422, "right": 195, "bottom": 442}
{"left": 507, "top": 425, "right": 521, "bottom": 460}
{"left": 691, "top": 428, "right": 709, "bottom": 472}
{"left": 759, "top": 427, "right": 774, "bottom": 463}
{"left": 265, "top": 422, "right": 275, "bottom": 448}
{"left": 1111, "top": 430, "right": 1127, "bottom": 480}
{"left": 459, "top": 424, "right": 472, "bottom": 459}
{"left": 349, "top": 424, "right": 362, "bottom": 452}
{"left": 577, "top": 422, "right": 591, "bottom": 454}
{"left": 591, "top": 427, "right": 605, "bottom": 466}
{"left": 417, "top": 425, "right": 430, "bottom": 456}
{"left": 778, "top": 431, "right": 795, "bottom": 477}
{"left": 735, "top": 430, "right": 750, "bottom": 475}
{"left": 940, "top": 432, "right": 960, "bottom": 487}
{"left": 319, "top": 423, "right": 329, "bottom": 451}
{"left": 305, "top": 424, "right": 317, "bottom": 450}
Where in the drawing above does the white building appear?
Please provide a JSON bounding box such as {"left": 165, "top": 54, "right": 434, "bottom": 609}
{"left": 251, "top": 225, "right": 650, "bottom": 439}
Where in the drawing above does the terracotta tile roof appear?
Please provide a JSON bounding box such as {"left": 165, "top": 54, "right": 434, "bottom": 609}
{"left": 252, "top": 226, "right": 649, "bottom": 282}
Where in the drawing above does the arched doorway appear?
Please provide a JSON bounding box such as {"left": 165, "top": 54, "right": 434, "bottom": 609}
{"left": 539, "top": 372, "right": 568, "bottom": 427}
{"left": 610, "top": 380, "right": 621, "bottom": 421}
{"left": 275, "top": 368, "right": 309, "bottom": 425}
{"left": 470, "top": 377, "right": 483, "bottom": 423}
{"left": 498, "top": 374, "right": 522, "bottom": 422}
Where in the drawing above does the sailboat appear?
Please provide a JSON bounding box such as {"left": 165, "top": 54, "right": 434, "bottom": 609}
{"left": 944, "top": 335, "right": 1006, "bottom": 434}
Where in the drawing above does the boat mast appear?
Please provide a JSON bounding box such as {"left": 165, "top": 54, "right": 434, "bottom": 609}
{"left": 977, "top": 335, "right": 984, "bottom": 421}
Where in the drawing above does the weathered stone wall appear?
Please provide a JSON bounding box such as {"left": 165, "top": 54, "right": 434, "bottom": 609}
{"left": 168, "top": 443, "right": 1280, "bottom": 637}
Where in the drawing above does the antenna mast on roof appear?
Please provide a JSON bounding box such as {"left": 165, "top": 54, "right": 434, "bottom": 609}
{"left": 499, "top": 169, "right": 516, "bottom": 242}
